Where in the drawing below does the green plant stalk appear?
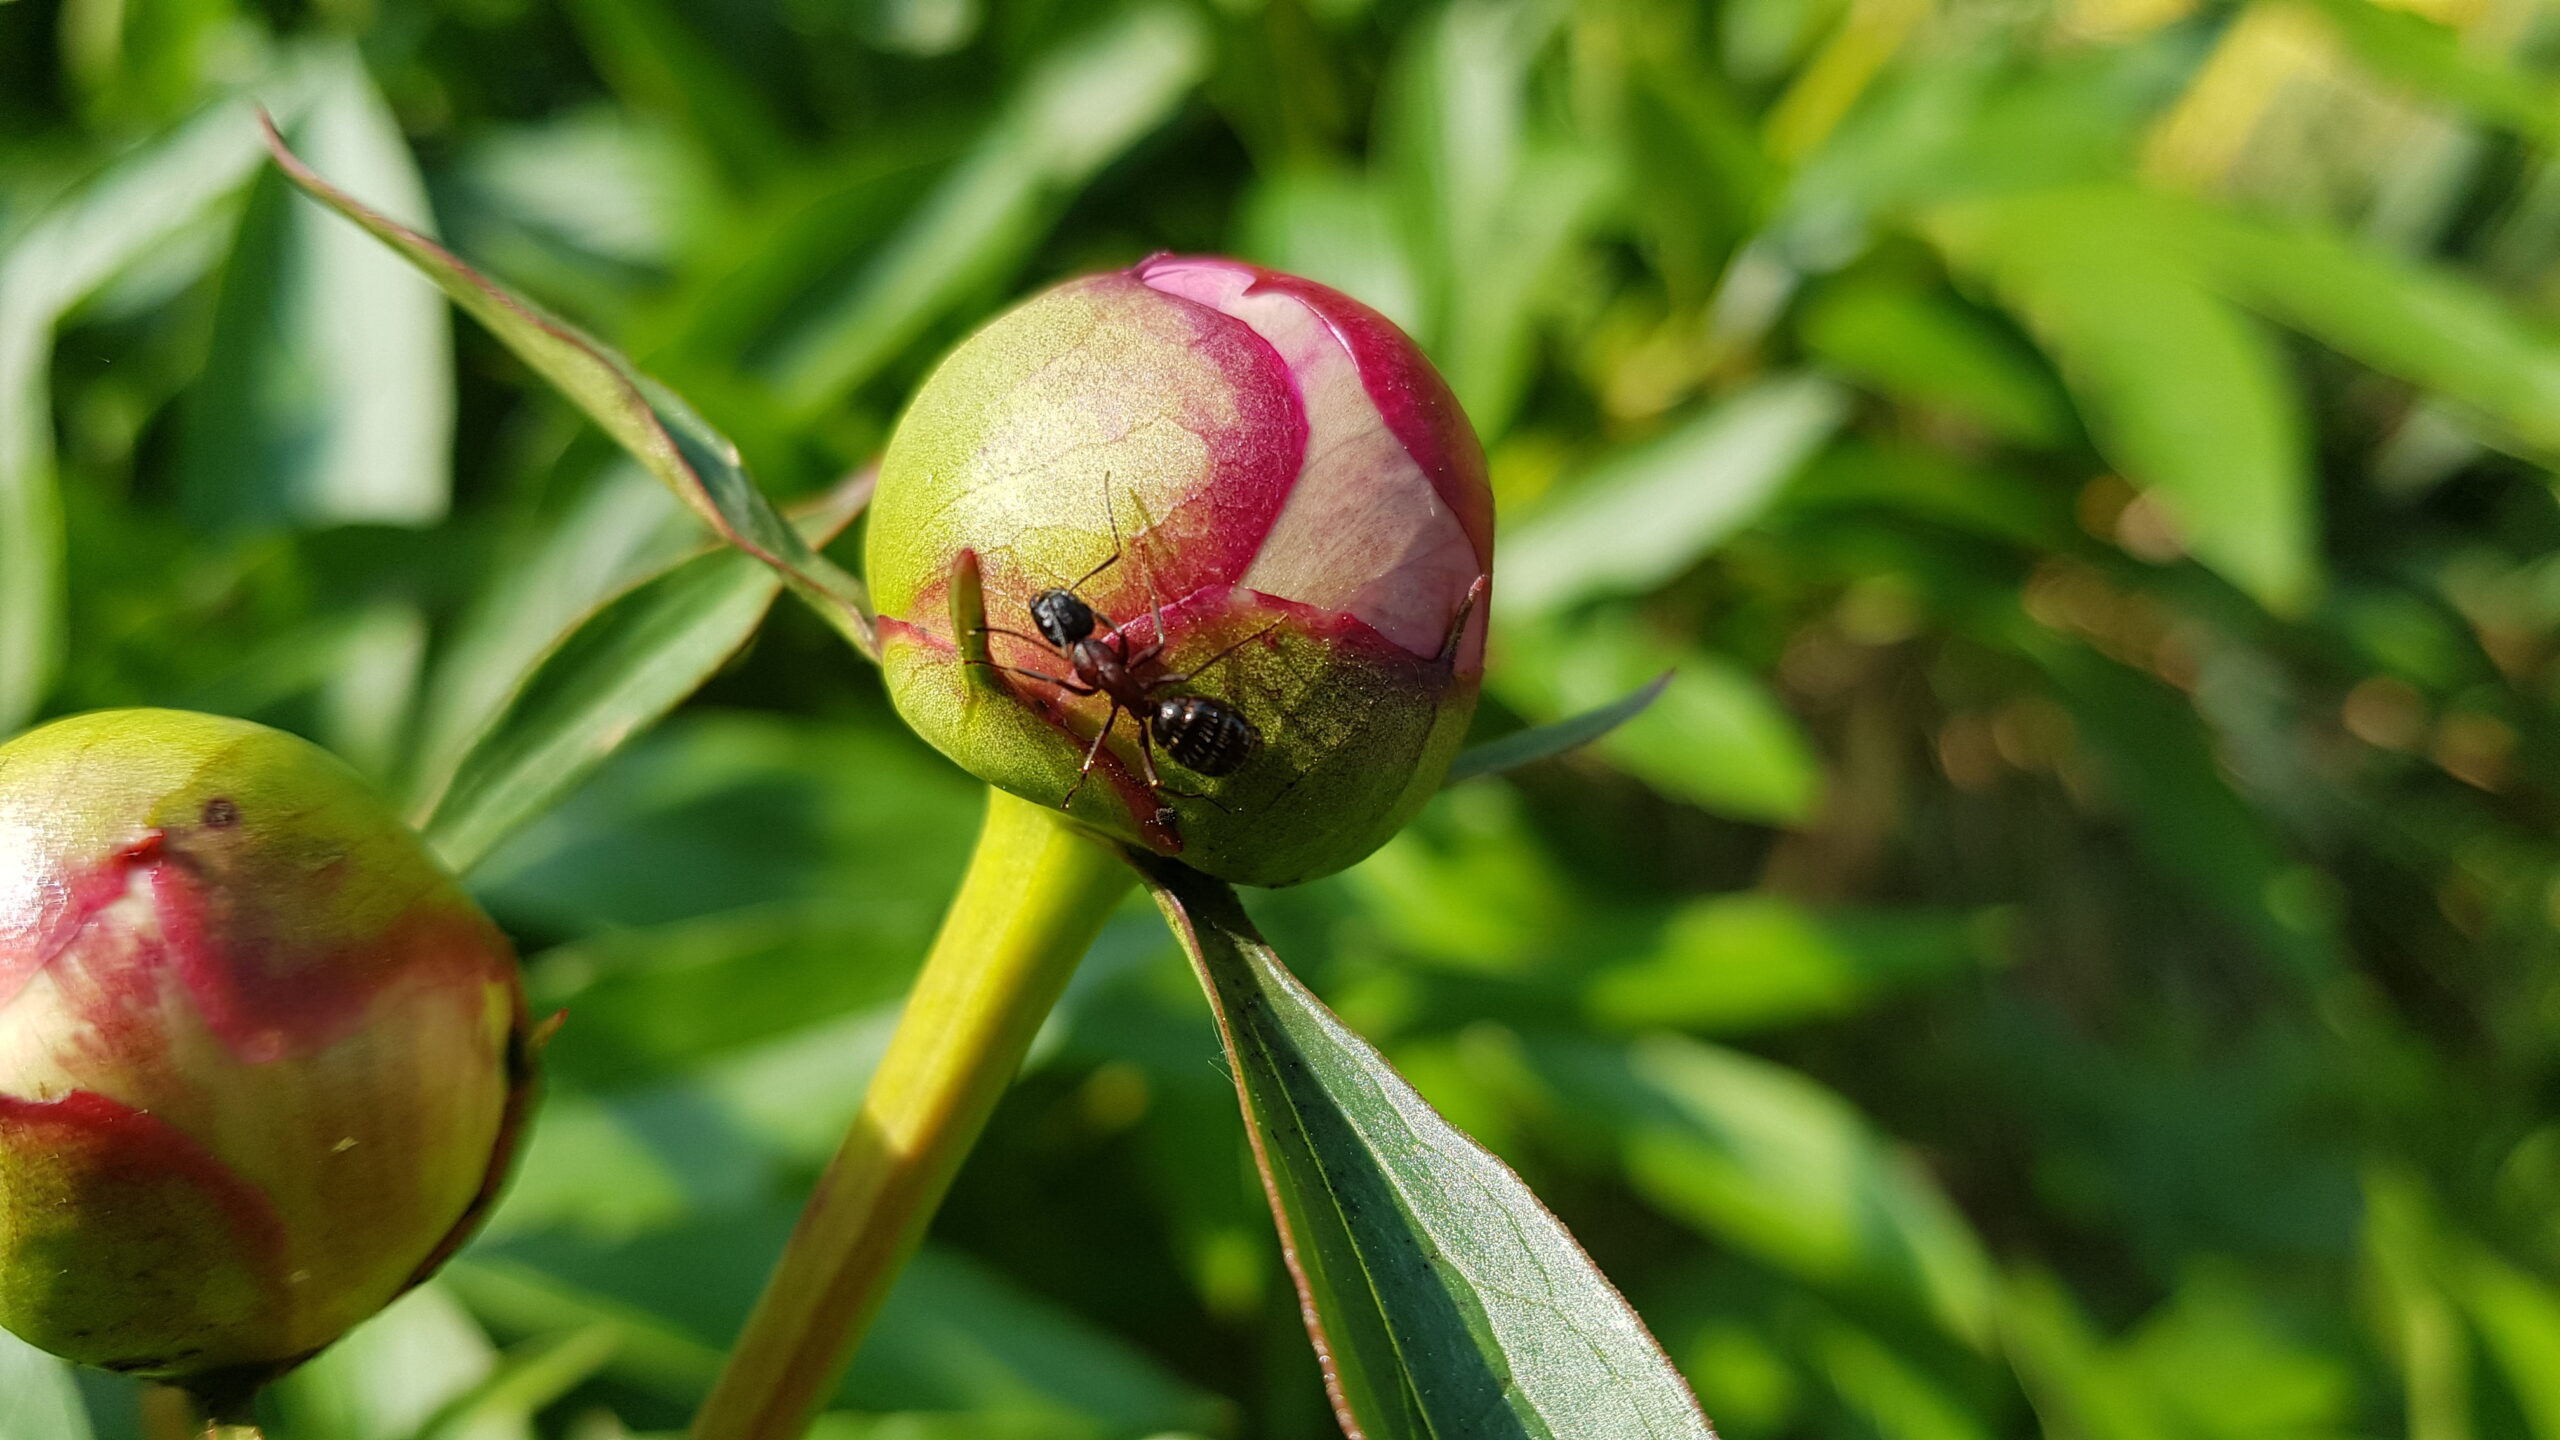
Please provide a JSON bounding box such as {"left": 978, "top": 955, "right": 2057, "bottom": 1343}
{"left": 143, "top": 1382, "right": 260, "bottom": 1440}
{"left": 690, "top": 787, "right": 1134, "bottom": 1440}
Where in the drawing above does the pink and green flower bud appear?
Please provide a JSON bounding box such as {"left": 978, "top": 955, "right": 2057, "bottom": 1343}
{"left": 869, "top": 255, "right": 1493, "bottom": 886}
{"left": 0, "top": 710, "right": 532, "bottom": 1389}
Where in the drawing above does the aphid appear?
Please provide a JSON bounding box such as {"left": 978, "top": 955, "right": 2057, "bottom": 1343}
{"left": 972, "top": 491, "right": 1267, "bottom": 812}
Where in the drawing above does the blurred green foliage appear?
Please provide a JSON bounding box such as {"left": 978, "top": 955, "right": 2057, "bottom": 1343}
{"left": 8, "top": 0, "right": 2560, "bottom": 1435}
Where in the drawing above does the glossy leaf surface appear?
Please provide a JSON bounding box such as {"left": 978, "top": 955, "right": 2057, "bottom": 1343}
{"left": 259, "top": 117, "right": 878, "bottom": 660}
{"left": 419, "top": 470, "right": 872, "bottom": 874}
{"left": 1142, "top": 859, "right": 1714, "bottom": 1440}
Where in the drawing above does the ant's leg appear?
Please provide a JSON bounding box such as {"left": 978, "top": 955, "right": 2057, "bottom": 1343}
{"left": 1131, "top": 714, "right": 1188, "bottom": 824}
{"left": 1151, "top": 622, "right": 1283, "bottom": 690}
{"left": 971, "top": 624, "right": 1051, "bottom": 646}
{"left": 1133, "top": 715, "right": 1167, "bottom": 791}
{"left": 1158, "top": 783, "right": 1234, "bottom": 814}
{"left": 965, "top": 659, "right": 1097, "bottom": 695}
{"left": 1129, "top": 590, "right": 1168, "bottom": 671}
{"left": 1059, "top": 703, "right": 1122, "bottom": 808}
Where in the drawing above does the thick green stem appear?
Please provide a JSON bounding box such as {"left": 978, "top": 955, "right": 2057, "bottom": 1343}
{"left": 142, "top": 1386, "right": 194, "bottom": 1440}
{"left": 146, "top": 1382, "right": 262, "bottom": 1440}
{"left": 690, "top": 788, "right": 1134, "bottom": 1440}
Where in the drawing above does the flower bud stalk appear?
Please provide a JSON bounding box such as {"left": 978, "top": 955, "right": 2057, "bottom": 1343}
{"left": 690, "top": 789, "right": 1132, "bottom": 1440}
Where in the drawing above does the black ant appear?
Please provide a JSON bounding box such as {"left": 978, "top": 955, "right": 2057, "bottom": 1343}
{"left": 972, "top": 497, "right": 1269, "bottom": 814}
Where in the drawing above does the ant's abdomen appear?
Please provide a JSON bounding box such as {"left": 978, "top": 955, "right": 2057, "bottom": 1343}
{"left": 1153, "top": 696, "right": 1258, "bottom": 776}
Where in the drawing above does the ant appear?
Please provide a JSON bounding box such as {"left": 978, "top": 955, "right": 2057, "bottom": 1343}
{"left": 972, "top": 493, "right": 1269, "bottom": 814}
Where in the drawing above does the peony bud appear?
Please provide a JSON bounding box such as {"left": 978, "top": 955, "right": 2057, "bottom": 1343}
{"left": 869, "top": 255, "right": 1492, "bottom": 886}
{"left": 0, "top": 710, "right": 532, "bottom": 1389}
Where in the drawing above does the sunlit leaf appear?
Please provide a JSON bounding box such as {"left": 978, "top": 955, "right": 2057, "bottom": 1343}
{"left": 2454, "top": 1246, "right": 2560, "bottom": 1440}
{"left": 1799, "top": 272, "right": 2072, "bottom": 448}
{"left": 450, "top": 1231, "right": 1227, "bottom": 1433}
{"left": 2301, "top": 0, "right": 2560, "bottom": 147}
{"left": 1240, "top": 166, "right": 1424, "bottom": 334}
{"left": 1142, "top": 860, "right": 1715, "bottom": 1440}
{"left": 268, "top": 1285, "right": 510, "bottom": 1440}
{"left": 1810, "top": 1319, "right": 1991, "bottom": 1440}
{"left": 421, "top": 470, "right": 871, "bottom": 874}
{"left": 1586, "top": 896, "right": 1998, "bottom": 1032}
{"left": 413, "top": 1325, "right": 622, "bottom": 1440}
{"left": 1530, "top": 1034, "right": 1995, "bottom": 1345}
{"left": 1928, "top": 188, "right": 2317, "bottom": 614}
{"left": 2121, "top": 1269, "right": 2356, "bottom": 1440}
{"left": 406, "top": 464, "right": 693, "bottom": 807}
{"left": 1348, "top": 783, "right": 1570, "bottom": 972}
{"left": 0, "top": 1329, "right": 92, "bottom": 1440}
{"left": 1497, "top": 374, "right": 1849, "bottom": 617}
{"left": 1999, "top": 1272, "right": 2177, "bottom": 1440}
{"left": 2185, "top": 205, "right": 2560, "bottom": 459}
{"left": 1495, "top": 615, "right": 1823, "bottom": 824}
{"left": 1387, "top": 0, "right": 1605, "bottom": 435}
{"left": 759, "top": 4, "right": 1210, "bottom": 416}
{"left": 0, "top": 96, "right": 277, "bottom": 731}
{"left": 260, "top": 116, "right": 879, "bottom": 660}
{"left": 1445, "top": 671, "right": 1671, "bottom": 785}
{"left": 182, "top": 46, "right": 451, "bottom": 531}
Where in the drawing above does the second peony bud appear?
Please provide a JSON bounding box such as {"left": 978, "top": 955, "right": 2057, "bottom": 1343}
{"left": 869, "top": 256, "right": 1493, "bottom": 886}
{"left": 0, "top": 710, "right": 532, "bottom": 1392}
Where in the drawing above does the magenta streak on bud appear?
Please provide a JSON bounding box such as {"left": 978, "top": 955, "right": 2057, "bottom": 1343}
{"left": 1133, "top": 256, "right": 1491, "bottom": 669}
{"left": 3, "top": 829, "right": 507, "bottom": 1070}
{"left": 0, "top": 1090, "right": 295, "bottom": 1374}
{"left": 0, "top": 1090, "right": 291, "bottom": 1262}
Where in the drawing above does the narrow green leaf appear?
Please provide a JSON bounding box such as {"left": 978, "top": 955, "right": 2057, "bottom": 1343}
{"left": 1141, "top": 860, "right": 1714, "bottom": 1440}
{"left": 1812, "top": 1319, "right": 1993, "bottom": 1440}
{"left": 447, "top": 1236, "right": 1226, "bottom": 1433}
{"left": 1445, "top": 671, "right": 1672, "bottom": 784}
{"left": 1799, "top": 273, "right": 2073, "bottom": 448}
{"left": 426, "top": 548, "right": 776, "bottom": 873}
{"left": 1240, "top": 166, "right": 1424, "bottom": 333}
{"left": 563, "top": 0, "right": 797, "bottom": 184}
{"left": 0, "top": 97, "right": 276, "bottom": 731}
{"left": 2182, "top": 205, "right": 2560, "bottom": 457}
{"left": 259, "top": 116, "right": 879, "bottom": 660}
{"left": 1927, "top": 188, "right": 2317, "bottom": 614}
{"left": 268, "top": 1285, "right": 510, "bottom": 1440}
{"left": 0, "top": 1329, "right": 92, "bottom": 1440}
{"left": 1530, "top": 1034, "right": 1996, "bottom": 1345}
{"left": 1585, "top": 896, "right": 1997, "bottom": 1032}
{"left": 760, "top": 4, "right": 1210, "bottom": 416}
{"left": 414, "top": 1325, "right": 623, "bottom": 1440}
{"left": 1998, "top": 1272, "right": 2178, "bottom": 1440}
{"left": 1494, "top": 615, "right": 1823, "bottom": 824}
{"left": 423, "top": 471, "right": 872, "bottom": 875}
{"left": 406, "top": 463, "right": 693, "bottom": 809}
{"left": 1387, "top": 0, "right": 1604, "bottom": 435}
{"left": 183, "top": 46, "right": 452, "bottom": 530}
{"left": 1498, "top": 374, "right": 1849, "bottom": 618}
{"left": 2301, "top": 0, "right": 2560, "bottom": 146}
{"left": 2450, "top": 1243, "right": 2560, "bottom": 1440}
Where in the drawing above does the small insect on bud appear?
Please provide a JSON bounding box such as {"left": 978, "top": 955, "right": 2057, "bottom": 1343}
{"left": 0, "top": 710, "right": 533, "bottom": 1391}
{"left": 869, "top": 256, "right": 1493, "bottom": 886}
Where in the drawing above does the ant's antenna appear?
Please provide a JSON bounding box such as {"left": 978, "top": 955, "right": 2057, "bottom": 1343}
{"left": 1064, "top": 475, "right": 1124, "bottom": 593}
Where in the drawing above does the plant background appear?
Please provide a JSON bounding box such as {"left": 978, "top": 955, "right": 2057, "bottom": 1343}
{"left": 5, "top": 0, "right": 2560, "bottom": 1435}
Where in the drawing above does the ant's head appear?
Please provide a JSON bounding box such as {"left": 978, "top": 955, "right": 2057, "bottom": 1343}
{"left": 1028, "top": 588, "right": 1096, "bottom": 649}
